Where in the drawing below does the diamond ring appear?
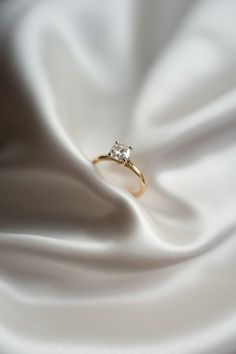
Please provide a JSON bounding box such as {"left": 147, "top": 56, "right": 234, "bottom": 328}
{"left": 92, "top": 141, "right": 146, "bottom": 197}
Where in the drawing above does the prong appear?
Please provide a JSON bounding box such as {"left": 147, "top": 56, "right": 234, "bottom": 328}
{"left": 129, "top": 146, "right": 133, "bottom": 150}
{"left": 116, "top": 140, "right": 120, "bottom": 145}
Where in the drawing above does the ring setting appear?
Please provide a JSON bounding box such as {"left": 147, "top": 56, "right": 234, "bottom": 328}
{"left": 92, "top": 141, "right": 146, "bottom": 197}
{"left": 109, "top": 141, "right": 132, "bottom": 164}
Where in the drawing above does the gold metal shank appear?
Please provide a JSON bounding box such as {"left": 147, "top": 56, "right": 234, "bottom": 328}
{"left": 92, "top": 154, "right": 146, "bottom": 197}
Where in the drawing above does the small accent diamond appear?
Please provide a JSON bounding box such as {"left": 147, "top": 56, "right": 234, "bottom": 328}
{"left": 109, "top": 142, "right": 132, "bottom": 162}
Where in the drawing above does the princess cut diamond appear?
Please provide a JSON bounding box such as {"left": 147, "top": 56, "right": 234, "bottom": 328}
{"left": 109, "top": 142, "right": 132, "bottom": 162}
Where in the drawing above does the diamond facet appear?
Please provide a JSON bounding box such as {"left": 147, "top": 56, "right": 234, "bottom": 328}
{"left": 109, "top": 142, "right": 131, "bottom": 162}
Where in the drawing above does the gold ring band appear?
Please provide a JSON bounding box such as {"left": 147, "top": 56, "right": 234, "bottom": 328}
{"left": 92, "top": 142, "right": 146, "bottom": 197}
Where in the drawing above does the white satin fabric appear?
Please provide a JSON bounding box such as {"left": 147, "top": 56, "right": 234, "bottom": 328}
{"left": 1, "top": 1, "right": 236, "bottom": 353}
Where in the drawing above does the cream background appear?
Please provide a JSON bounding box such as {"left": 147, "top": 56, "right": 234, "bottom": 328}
{"left": 0, "top": 1, "right": 236, "bottom": 353}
